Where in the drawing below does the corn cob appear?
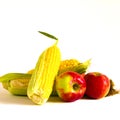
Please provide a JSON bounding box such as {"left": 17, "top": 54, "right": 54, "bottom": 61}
{"left": 0, "top": 73, "right": 31, "bottom": 95}
{"left": 58, "top": 59, "right": 91, "bottom": 75}
{"left": 27, "top": 31, "right": 61, "bottom": 105}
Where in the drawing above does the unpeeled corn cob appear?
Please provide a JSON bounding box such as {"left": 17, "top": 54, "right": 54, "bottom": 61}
{"left": 58, "top": 59, "right": 91, "bottom": 75}
{"left": 27, "top": 31, "right": 61, "bottom": 105}
{"left": 0, "top": 73, "right": 31, "bottom": 95}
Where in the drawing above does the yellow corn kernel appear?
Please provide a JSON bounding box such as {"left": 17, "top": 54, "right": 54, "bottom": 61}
{"left": 10, "top": 79, "right": 29, "bottom": 89}
{"left": 2, "top": 78, "right": 29, "bottom": 89}
{"left": 58, "top": 59, "right": 80, "bottom": 74}
{"left": 27, "top": 42, "right": 61, "bottom": 105}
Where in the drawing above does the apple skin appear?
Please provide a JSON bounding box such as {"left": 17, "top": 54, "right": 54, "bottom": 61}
{"left": 55, "top": 71, "right": 86, "bottom": 102}
{"left": 84, "top": 72, "right": 110, "bottom": 99}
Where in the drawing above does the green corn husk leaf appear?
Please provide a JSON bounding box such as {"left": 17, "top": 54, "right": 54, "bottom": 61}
{"left": 0, "top": 73, "right": 31, "bottom": 83}
{"left": 8, "top": 87, "right": 28, "bottom": 96}
{"left": 0, "top": 73, "right": 31, "bottom": 96}
{"left": 75, "top": 59, "right": 91, "bottom": 74}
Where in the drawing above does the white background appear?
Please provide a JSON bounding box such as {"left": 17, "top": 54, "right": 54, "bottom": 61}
{"left": 0, "top": 0, "right": 120, "bottom": 119}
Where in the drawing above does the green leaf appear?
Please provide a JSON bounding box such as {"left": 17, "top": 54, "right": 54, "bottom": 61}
{"left": 38, "top": 31, "right": 58, "bottom": 40}
{"left": 76, "top": 59, "right": 91, "bottom": 74}
{"left": 8, "top": 87, "right": 27, "bottom": 96}
{"left": 0, "top": 73, "right": 32, "bottom": 82}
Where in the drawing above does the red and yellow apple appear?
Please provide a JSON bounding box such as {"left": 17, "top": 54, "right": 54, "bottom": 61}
{"left": 84, "top": 72, "right": 110, "bottom": 99}
{"left": 55, "top": 71, "right": 86, "bottom": 102}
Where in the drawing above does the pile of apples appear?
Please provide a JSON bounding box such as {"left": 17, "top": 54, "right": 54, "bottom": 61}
{"left": 55, "top": 71, "right": 111, "bottom": 102}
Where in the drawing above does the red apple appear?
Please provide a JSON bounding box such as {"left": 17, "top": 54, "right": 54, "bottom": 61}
{"left": 55, "top": 71, "right": 86, "bottom": 102}
{"left": 84, "top": 72, "right": 110, "bottom": 99}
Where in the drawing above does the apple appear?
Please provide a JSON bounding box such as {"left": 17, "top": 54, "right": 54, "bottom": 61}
{"left": 84, "top": 72, "right": 110, "bottom": 99}
{"left": 55, "top": 71, "right": 86, "bottom": 102}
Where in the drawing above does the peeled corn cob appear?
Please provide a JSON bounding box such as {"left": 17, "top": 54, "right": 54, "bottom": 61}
{"left": 27, "top": 42, "right": 61, "bottom": 104}
{"left": 27, "top": 31, "right": 61, "bottom": 105}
